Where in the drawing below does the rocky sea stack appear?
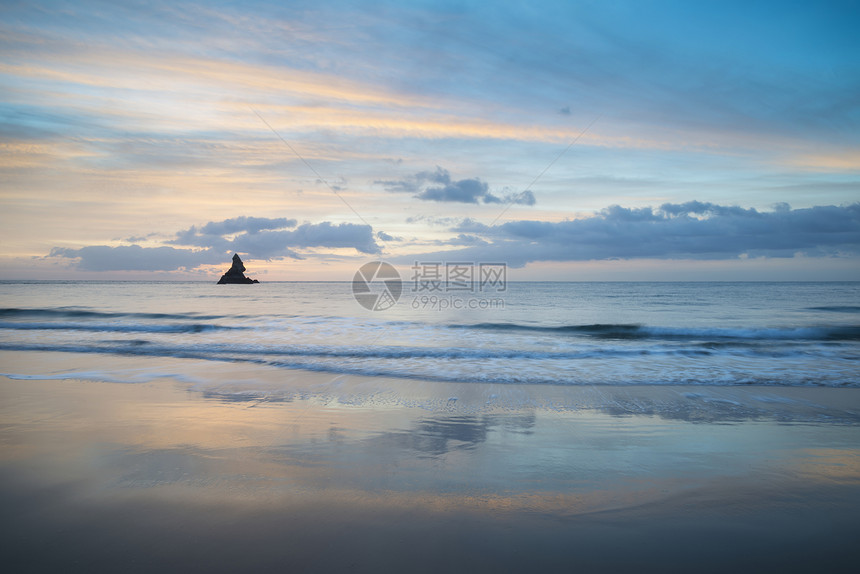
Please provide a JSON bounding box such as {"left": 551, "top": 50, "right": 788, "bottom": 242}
{"left": 217, "top": 253, "right": 259, "bottom": 284}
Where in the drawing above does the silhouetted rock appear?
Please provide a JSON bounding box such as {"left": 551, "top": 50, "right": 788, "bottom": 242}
{"left": 217, "top": 253, "right": 259, "bottom": 284}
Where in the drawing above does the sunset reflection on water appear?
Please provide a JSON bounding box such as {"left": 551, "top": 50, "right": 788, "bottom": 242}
{"left": 2, "top": 365, "right": 860, "bottom": 572}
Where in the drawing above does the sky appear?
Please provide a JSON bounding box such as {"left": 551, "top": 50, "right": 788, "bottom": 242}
{"left": 1, "top": 0, "right": 859, "bottom": 281}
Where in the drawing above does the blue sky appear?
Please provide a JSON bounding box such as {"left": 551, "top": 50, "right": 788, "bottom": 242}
{"left": 1, "top": 0, "right": 858, "bottom": 279}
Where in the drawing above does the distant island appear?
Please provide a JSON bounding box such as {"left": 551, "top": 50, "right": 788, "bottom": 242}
{"left": 217, "top": 253, "right": 259, "bottom": 284}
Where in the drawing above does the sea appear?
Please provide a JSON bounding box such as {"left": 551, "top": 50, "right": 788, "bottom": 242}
{"left": 3, "top": 280, "right": 860, "bottom": 572}
{"left": 1, "top": 280, "right": 858, "bottom": 390}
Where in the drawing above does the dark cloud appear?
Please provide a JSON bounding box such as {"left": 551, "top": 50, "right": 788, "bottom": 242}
{"left": 221, "top": 231, "right": 304, "bottom": 259}
{"left": 171, "top": 217, "right": 380, "bottom": 258}
{"left": 199, "top": 216, "right": 297, "bottom": 236}
{"left": 505, "top": 190, "right": 536, "bottom": 206}
{"left": 376, "top": 166, "right": 453, "bottom": 195}
{"left": 378, "top": 167, "right": 536, "bottom": 206}
{"left": 278, "top": 222, "right": 380, "bottom": 254}
{"left": 172, "top": 217, "right": 298, "bottom": 250}
{"left": 435, "top": 233, "right": 489, "bottom": 247}
{"left": 398, "top": 202, "right": 860, "bottom": 267}
{"left": 376, "top": 231, "right": 401, "bottom": 242}
{"left": 49, "top": 245, "right": 222, "bottom": 272}
{"left": 417, "top": 177, "right": 489, "bottom": 204}
{"left": 451, "top": 218, "right": 491, "bottom": 234}
{"left": 121, "top": 233, "right": 157, "bottom": 243}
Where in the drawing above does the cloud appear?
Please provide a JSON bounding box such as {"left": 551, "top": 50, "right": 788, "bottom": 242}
{"left": 417, "top": 177, "right": 489, "bottom": 204}
{"left": 378, "top": 167, "right": 537, "bottom": 206}
{"left": 277, "top": 222, "right": 381, "bottom": 254}
{"left": 172, "top": 217, "right": 381, "bottom": 258}
{"left": 173, "top": 217, "right": 300, "bottom": 251}
{"left": 405, "top": 215, "right": 460, "bottom": 226}
{"left": 121, "top": 233, "right": 158, "bottom": 243}
{"left": 376, "top": 231, "right": 401, "bottom": 242}
{"left": 505, "top": 190, "right": 536, "bottom": 206}
{"left": 199, "top": 216, "right": 297, "bottom": 236}
{"left": 49, "top": 245, "right": 221, "bottom": 272}
{"left": 451, "top": 218, "right": 491, "bottom": 234}
{"left": 51, "top": 216, "right": 382, "bottom": 272}
{"left": 376, "top": 167, "right": 449, "bottom": 194}
{"left": 398, "top": 202, "right": 860, "bottom": 267}
{"left": 436, "top": 233, "right": 490, "bottom": 247}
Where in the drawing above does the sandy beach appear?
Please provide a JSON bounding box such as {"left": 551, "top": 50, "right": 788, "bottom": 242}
{"left": 2, "top": 350, "right": 859, "bottom": 573}
{"left": 3, "top": 0, "right": 859, "bottom": 569}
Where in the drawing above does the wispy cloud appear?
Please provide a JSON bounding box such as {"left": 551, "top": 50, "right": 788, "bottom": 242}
{"left": 4, "top": 1, "right": 860, "bottom": 280}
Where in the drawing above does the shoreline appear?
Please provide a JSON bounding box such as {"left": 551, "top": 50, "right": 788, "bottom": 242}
{"left": 2, "top": 349, "right": 860, "bottom": 424}
{"left": 2, "top": 351, "right": 860, "bottom": 571}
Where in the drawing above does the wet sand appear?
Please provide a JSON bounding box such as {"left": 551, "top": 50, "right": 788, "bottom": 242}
{"left": 2, "top": 351, "right": 860, "bottom": 572}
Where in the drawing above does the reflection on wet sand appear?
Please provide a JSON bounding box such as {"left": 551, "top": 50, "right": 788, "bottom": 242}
{"left": 2, "top": 373, "right": 860, "bottom": 572}
{"left": 373, "top": 413, "right": 536, "bottom": 456}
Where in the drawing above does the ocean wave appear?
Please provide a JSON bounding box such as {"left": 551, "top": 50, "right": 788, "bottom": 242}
{"left": 455, "top": 322, "right": 860, "bottom": 341}
{"left": 0, "top": 321, "right": 241, "bottom": 334}
{"left": 0, "top": 307, "right": 230, "bottom": 321}
{"left": 2, "top": 305, "right": 858, "bottom": 388}
{"left": 1, "top": 341, "right": 857, "bottom": 388}
{"left": 1, "top": 338, "right": 855, "bottom": 364}
{"left": 807, "top": 306, "right": 860, "bottom": 313}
